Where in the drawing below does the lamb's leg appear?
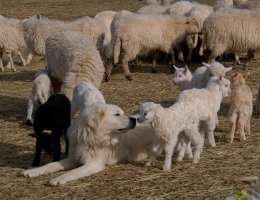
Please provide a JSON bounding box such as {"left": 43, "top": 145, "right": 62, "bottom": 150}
{"left": 32, "top": 138, "right": 43, "bottom": 167}
{"left": 26, "top": 52, "right": 33, "bottom": 65}
{"left": 206, "top": 117, "right": 217, "bottom": 147}
{"left": 228, "top": 113, "right": 237, "bottom": 143}
{"left": 26, "top": 99, "right": 34, "bottom": 125}
{"left": 235, "top": 54, "right": 241, "bottom": 65}
{"left": 50, "top": 161, "right": 105, "bottom": 185}
{"left": 22, "top": 158, "right": 78, "bottom": 178}
{"left": 238, "top": 114, "right": 246, "bottom": 141}
{"left": 185, "top": 142, "right": 193, "bottom": 159}
{"left": 151, "top": 51, "right": 158, "bottom": 73}
{"left": 17, "top": 50, "right": 27, "bottom": 67}
{"left": 52, "top": 136, "right": 61, "bottom": 162}
{"left": 145, "top": 142, "right": 162, "bottom": 166}
{"left": 6, "top": 52, "right": 16, "bottom": 72}
{"left": 177, "top": 135, "right": 189, "bottom": 162}
{"left": 122, "top": 54, "right": 132, "bottom": 81}
{"left": 163, "top": 135, "right": 178, "bottom": 171}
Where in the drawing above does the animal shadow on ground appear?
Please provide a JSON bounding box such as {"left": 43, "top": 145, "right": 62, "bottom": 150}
{"left": 0, "top": 69, "right": 35, "bottom": 82}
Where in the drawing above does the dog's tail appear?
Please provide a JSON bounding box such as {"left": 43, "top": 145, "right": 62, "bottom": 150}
{"left": 113, "top": 36, "right": 121, "bottom": 65}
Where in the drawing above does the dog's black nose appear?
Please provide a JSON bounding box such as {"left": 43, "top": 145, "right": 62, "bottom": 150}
{"left": 129, "top": 117, "right": 137, "bottom": 128}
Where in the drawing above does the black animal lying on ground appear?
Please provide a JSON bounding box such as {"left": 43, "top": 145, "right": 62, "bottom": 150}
{"left": 32, "top": 94, "right": 71, "bottom": 167}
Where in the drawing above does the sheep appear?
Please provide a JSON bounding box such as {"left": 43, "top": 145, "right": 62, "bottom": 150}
{"left": 26, "top": 70, "right": 53, "bottom": 125}
{"left": 188, "top": 61, "right": 232, "bottom": 89}
{"left": 70, "top": 81, "right": 106, "bottom": 119}
{"left": 23, "top": 15, "right": 105, "bottom": 65}
{"left": 166, "top": 1, "right": 198, "bottom": 16}
{"left": 146, "top": 0, "right": 176, "bottom": 5}
{"left": 214, "top": 0, "right": 233, "bottom": 11}
{"left": 172, "top": 65, "right": 192, "bottom": 91}
{"left": 137, "top": 5, "right": 168, "bottom": 15}
{"left": 176, "top": 76, "right": 231, "bottom": 160}
{"left": 112, "top": 15, "right": 200, "bottom": 80}
{"left": 32, "top": 94, "right": 71, "bottom": 167}
{"left": 256, "top": 81, "right": 260, "bottom": 114}
{"left": 137, "top": 101, "right": 204, "bottom": 170}
{"left": 45, "top": 30, "right": 105, "bottom": 100}
{"left": 0, "top": 16, "right": 27, "bottom": 72}
{"left": 227, "top": 73, "right": 253, "bottom": 143}
{"left": 202, "top": 8, "right": 260, "bottom": 65}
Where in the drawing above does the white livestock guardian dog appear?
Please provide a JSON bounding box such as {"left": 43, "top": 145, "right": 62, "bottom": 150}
{"left": 22, "top": 103, "right": 162, "bottom": 185}
{"left": 70, "top": 81, "right": 106, "bottom": 119}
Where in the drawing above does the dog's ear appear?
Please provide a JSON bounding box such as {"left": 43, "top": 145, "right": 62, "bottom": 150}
{"left": 98, "top": 109, "right": 105, "bottom": 125}
{"left": 88, "top": 108, "right": 105, "bottom": 129}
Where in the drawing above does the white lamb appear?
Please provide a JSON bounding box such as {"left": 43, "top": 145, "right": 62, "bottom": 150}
{"left": 70, "top": 81, "right": 106, "bottom": 119}
{"left": 0, "top": 16, "right": 27, "bottom": 72}
{"left": 172, "top": 65, "right": 192, "bottom": 91}
{"left": 188, "top": 61, "right": 232, "bottom": 89}
{"left": 112, "top": 14, "right": 200, "bottom": 80}
{"left": 26, "top": 70, "right": 53, "bottom": 125}
{"left": 137, "top": 101, "right": 204, "bottom": 170}
{"left": 45, "top": 30, "right": 105, "bottom": 100}
{"left": 23, "top": 15, "right": 105, "bottom": 65}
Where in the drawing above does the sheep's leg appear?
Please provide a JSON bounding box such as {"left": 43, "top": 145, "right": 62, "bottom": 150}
{"left": 228, "top": 113, "right": 237, "bottom": 143}
{"left": 52, "top": 136, "right": 61, "bottom": 162}
{"left": 32, "top": 138, "right": 43, "bottom": 167}
{"left": 17, "top": 50, "right": 27, "bottom": 67}
{"left": 178, "top": 50, "right": 184, "bottom": 63}
{"left": 26, "top": 99, "right": 34, "bottom": 125}
{"left": 170, "top": 49, "right": 175, "bottom": 65}
{"left": 22, "top": 158, "right": 78, "bottom": 178}
{"left": 50, "top": 161, "right": 105, "bottom": 185}
{"left": 256, "top": 82, "right": 260, "bottom": 114}
{"left": 238, "top": 115, "right": 246, "bottom": 141}
{"left": 0, "top": 52, "right": 4, "bottom": 72}
{"left": 122, "top": 54, "right": 132, "bottom": 81}
{"left": 163, "top": 135, "right": 178, "bottom": 171}
{"left": 26, "top": 52, "right": 33, "bottom": 65}
{"left": 6, "top": 52, "right": 16, "bottom": 72}
{"left": 105, "top": 60, "right": 114, "bottom": 82}
{"left": 187, "top": 47, "right": 193, "bottom": 66}
{"left": 151, "top": 51, "right": 158, "bottom": 73}
{"left": 235, "top": 54, "right": 241, "bottom": 65}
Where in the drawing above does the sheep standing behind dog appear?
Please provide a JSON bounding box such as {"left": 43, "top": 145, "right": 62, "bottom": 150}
{"left": 45, "top": 30, "right": 105, "bottom": 100}
{"left": 70, "top": 81, "right": 106, "bottom": 119}
{"left": 26, "top": 70, "right": 53, "bottom": 125}
{"left": 112, "top": 15, "right": 200, "bottom": 80}
{"left": 0, "top": 16, "right": 27, "bottom": 72}
{"left": 32, "top": 94, "right": 71, "bottom": 167}
{"left": 228, "top": 73, "right": 253, "bottom": 143}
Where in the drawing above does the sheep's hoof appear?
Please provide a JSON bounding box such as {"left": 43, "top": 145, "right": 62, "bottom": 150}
{"left": 104, "top": 74, "right": 110, "bottom": 82}
{"left": 26, "top": 119, "right": 33, "bottom": 126}
{"left": 126, "top": 75, "right": 133, "bottom": 81}
{"left": 151, "top": 68, "right": 158, "bottom": 73}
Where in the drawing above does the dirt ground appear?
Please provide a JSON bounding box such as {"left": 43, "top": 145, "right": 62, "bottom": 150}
{"left": 0, "top": 0, "right": 259, "bottom": 199}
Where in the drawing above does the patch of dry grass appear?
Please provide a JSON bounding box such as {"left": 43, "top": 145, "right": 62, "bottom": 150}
{"left": 0, "top": 1, "right": 259, "bottom": 199}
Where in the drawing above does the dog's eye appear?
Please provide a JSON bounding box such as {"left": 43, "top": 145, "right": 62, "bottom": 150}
{"left": 114, "top": 113, "right": 120, "bottom": 116}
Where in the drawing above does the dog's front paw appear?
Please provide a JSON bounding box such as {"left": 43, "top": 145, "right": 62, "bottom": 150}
{"left": 50, "top": 176, "right": 67, "bottom": 185}
{"left": 22, "top": 169, "right": 41, "bottom": 178}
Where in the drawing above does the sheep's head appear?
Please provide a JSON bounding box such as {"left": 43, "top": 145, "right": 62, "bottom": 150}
{"left": 230, "top": 73, "right": 246, "bottom": 90}
{"left": 173, "top": 65, "right": 192, "bottom": 85}
{"left": 207, "top": 76, "right": 231, "bottom": 98}
{"left": 137, "top": 102, "right": 160, "bottom": 124}
{"left": 203, "top": 62, "right": 232, "bottom": 82}
{"left": 186, "top": 18, "right": 200, "bottom": 35}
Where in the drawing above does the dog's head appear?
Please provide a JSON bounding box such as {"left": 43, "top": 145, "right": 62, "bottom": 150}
{"left": 137, "top": 102, "right": 160, "bottom": 124}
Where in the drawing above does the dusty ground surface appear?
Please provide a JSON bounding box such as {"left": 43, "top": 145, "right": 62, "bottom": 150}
{"left": 0, "top": 0, "right": 259, "bottom": 199}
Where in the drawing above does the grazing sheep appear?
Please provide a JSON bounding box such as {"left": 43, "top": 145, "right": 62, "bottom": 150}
{"left": 188, "top": 61, "right": 232, "bottom": 89}
{"left": 112, "top": 15, "right": 200, "bottom": 80}
{"left": 46, "top": 30, "right": 104, "bottom": 100}
{"left": 137, "top": 101, "right": 204, "bottom": 170}
{"left": 176, "top": 76, "right": 231, "bottom": 161}
{"left": 214, "top": 0, "right": 233, "bottom": 11}
{"left": 172, "top": 65, "right": 192, "bottom": 91}
{"left": 166, "top": 1, "right": 197, "bottom": 16}
{"left": 0, "top": 16, "right": 27, "bottom": 72}
{"left": 146, "top": 0, "right": 176, "bottom": 5}
{"left": 70, "top": 81, "right": 106, "bottom": 119}
{"left": 256, "top": 81, "right": 260, "bottom": 114}
{"left": 32, "top": 94, "right": 71, "bottom": 167}
{"left": 227, "top": 73, "right": 253, "bottom": 143}
{"left": 137, "top": 5, "right": 168, "bottom": 15}
{"left": 26, "top": 70, "right": 53, "bottom": 125}
{"left": 202, "top": 8, "right": 260, "bottom": 65}
{"left": 23, "top": 15, "right": 105, "bottom": 65}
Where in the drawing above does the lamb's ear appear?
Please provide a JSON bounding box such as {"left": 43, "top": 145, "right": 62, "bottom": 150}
{"left": 224, "top": 67, "right": 232, "bottom": 73}
{"left": 202, "top": 62, "right": 211, "bottom": 68}
{"left": 172, "top": 65, "right": 178, "bottom": 71}
{"left": 184, "top": 65, "right": 189, "bottom": 74}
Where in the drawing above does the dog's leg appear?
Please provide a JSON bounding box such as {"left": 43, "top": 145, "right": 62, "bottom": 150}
{"left": 22, "top": 158, "right": 78, "bottom": 178}
{"left": 50, "top": 161, "right": 105, "bottom": 185}
{"left": 32, "top": 138, "right": 42, "bottom": 167}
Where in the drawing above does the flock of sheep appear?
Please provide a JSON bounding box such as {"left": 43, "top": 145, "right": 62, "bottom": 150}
{"left": 1, "top": 0, "right": 260, "bottom": 197}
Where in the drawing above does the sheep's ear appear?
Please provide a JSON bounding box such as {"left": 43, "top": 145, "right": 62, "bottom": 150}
{"left": 202, "top": 62, "right": 211, "bottom": 68}
{"left": 225, "top": 67, "right": 232, "bottom": 73}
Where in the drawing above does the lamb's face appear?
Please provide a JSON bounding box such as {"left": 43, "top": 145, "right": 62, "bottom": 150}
{"left": 203, "top": 62, "right": 232, "bottom": 81}
{"left": 137, "top": 102, "right": 157, "bottom": 124}
{"left": 212, "top": 77, "right": 231, "bottom": 98}
{"left": 173, "top": 65, "right": 191, "bottom": 85}
{"left": 230, "top": 73, "right": 246, "bottom": 90}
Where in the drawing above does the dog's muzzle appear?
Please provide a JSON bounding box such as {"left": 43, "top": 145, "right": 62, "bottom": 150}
{"left": 118, "top": 117, "right": 136, "bottom": 131}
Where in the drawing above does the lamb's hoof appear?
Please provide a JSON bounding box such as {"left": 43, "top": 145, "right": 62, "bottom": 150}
{"left": 151, "top": 68, "right": 158, "bottom": 73}
{"left": 176, "top": 157, "right": 183, "bottom": 162}
{"left": 210, "top": 143, "right": 216, "bottom": 148}
{"left": 126, "top": 75, "right": 133, "bottom": 81}
{"left": 163, "top": 165, "right": 171, "bottom": 171}
{"left": 26, "top": 119, "right": 33, "bottom": 126}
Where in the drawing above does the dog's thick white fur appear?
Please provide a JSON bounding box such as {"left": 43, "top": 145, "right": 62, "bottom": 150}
{"left": 70, "top": 81, "right": 106, "bottom": 119}
{"left": 22, "top": 103, "right": 162, "bottom": 185}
